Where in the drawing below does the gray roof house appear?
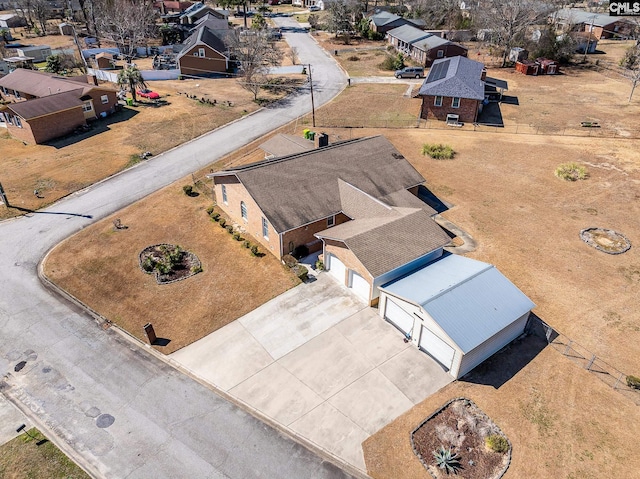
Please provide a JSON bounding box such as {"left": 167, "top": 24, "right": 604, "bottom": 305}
{"left": 209, "top": 135, "right": 451, "bottom": 304}
{"left": 549, "top": 8, "right": 635, "bottom": 39}
{"left": 418, "top": 56, "right": 485, "bottom": 101}
{"left": 369, "top": 11, "right": 425, "bottom": 34}
{"left": 387, "top": 25, "right": 468, "bottom": 66}
{"left": 177, "top": 23, "right": 230, "bottom": 76}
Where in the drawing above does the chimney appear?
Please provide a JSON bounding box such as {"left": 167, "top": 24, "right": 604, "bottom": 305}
{"left": 481, "top": 68, "right": 487, "bottom": 81}
{"left": 317, "top": 132, "right": 329, "bottom": 148}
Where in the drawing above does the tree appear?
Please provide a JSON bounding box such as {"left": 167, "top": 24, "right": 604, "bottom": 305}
{"left": 31, "top": 0, "right": 51, "bottom": 35}
{"left": 621, "top": 44, "right": 640, "bottom": 103}
{"left": 227, "top": 30, "right": 282, "bottom": 101}
{"left": 327, "top": 0, "right": 354, "bottom": 44}
{"left": 528, "top": 26, "right": 575, "bottom": 64}
{"left": 45, "top": 54, "right": 63, "bottom": 73}
{"left": 117, "top": 65, "right": 146, "bottom": 102}
{"left": 94, "top": 0, "right": 157, "bottom": 58}
{"left": 475, "top": 0, "right": 547, "bottom": 67}
{"left": 410, "top": 0, "right": 462, "bottom": 31}
{"left": 251, "top": 13, "right": 267, "bottom": 30}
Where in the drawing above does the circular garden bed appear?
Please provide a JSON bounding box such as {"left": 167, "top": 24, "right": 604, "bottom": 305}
{"left": 580, "top": 228, "right": 631, "bottom": 254}
{"left": 139, "top": 244, "right": 202, "bottom": 284}
{"left": 411, "top": 398, "right": 511, "bottom": 479}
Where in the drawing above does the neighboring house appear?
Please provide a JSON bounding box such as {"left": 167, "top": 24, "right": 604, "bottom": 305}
{"left": 418, "top": 56, "right": 485, "bottom": 123}
{"left": 154, "top": 0, "right": 194, "bottom": 14}
{"left": 368, "top": 10, "right": 425, "bottom": 34}
{"left": 190, "top": 13, "right": 230, "bottom": 35}
{"left": 16, "top": 45, "right": 52, "bottom": 63}
{"left": 0, "top": 69, "right": 118, "bottom": 144}
{"left": 549, "top": 9, "right": 635, "bottom": 40}
{"left": 177, "top": 23, "right": 229, "bottom": 76}
{"left": 387, "top": 25, "right": 467, "bottom": 66}
{"left": 0, "top": 14, "right": 27, "bottom": 29}
{"left": 259, "top": 133, "right": 315, "bottom": 158}
{"left": 378, "top": 253, "right": 535, "bottom": 379}
{"left": 209, "top": 136, "right": 452, "bottom": 305}
{"left": 180, "top": 2, "right": 224, "bottom": 24}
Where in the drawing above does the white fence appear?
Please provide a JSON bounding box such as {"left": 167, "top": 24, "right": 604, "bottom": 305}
{"left": 88, "top": 68, "right": 118, "bottom": 83}
{"left": 88, "top": 67, "right": 180, "bottom": 83}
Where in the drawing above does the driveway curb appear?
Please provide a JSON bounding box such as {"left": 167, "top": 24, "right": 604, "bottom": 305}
{"left": 36, "top": 251, "right": 371, "bottom": 479}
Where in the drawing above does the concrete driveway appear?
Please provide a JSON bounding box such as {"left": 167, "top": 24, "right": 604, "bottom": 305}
{"left": 171, "top": 273, "right": 453, "bottom": 472}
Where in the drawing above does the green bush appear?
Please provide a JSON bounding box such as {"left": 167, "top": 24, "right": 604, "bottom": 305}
{"left": 243, "top": 240, "right": 251, "bottom": 249}
{"left": 554, "top": 162, "right": 588, "bottom": 181}
{"left": 142, "top": 257, "right": 156, "bottom": 272}
{"left": 627, "top": 375, "right": 640, "bottom": 389}
{"left": 422, "top": 143, "right": 455, "bottom": 159}
{"left": 206, "top": 205, "right": 215, "bottom": 215}
{"left": 190, "top": 265, "right": 203, "bottom": 274}
{"left": 211, "top": 213, "right": 220, "bottom": 222}
{"left": 485, "top": 434, "right": 509, "bottom": 453}
{"left": 282, "top": 254, "right": 297, "bottom": 268}
{"left": 183, "top": 185, "right": 193, "bottom": 196}
{"left": 251, "top": 245, "right": 259, "bottom": 256}
{"left": 292, "top": 264, "right": 308, "bottom": 281}
{"left": 226, "top": 225, "right": 234, "bottom": 234}
{"left": 433, "top": 447, "right": 461, "bottom": 474}
{"left": 315, "top": 259, "right": 324, "bottom": 271}
{"left": 233, "top": 232, "right": 243, "bottom": 241}
{"left": 219, "top": 218, "right": 226, "bottom": 228}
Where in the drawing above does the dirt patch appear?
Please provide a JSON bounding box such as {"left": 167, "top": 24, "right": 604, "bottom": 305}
{"left": 43, "top": 182, "right": 300, "bottom": 354}
{"left": 412, "top": 398, "right": 510, "bottom": 479}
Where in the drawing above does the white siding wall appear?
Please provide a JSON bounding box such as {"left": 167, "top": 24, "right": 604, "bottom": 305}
{"left": 454, "top": 311, "right": 530, "bottom": 378}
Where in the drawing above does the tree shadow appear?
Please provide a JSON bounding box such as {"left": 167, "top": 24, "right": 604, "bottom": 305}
{"left": 45, "top": 107, "right": 139, "bottom": 149}
{"left": 6, "top": 204, "right": 93, "bottom": 219}
{"left": 460, "top": 313, "right": 550, "bottom": 389}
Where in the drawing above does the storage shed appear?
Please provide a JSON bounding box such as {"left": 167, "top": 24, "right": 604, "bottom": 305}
{"left": 378, "top": 254, "right": 535, "bottom": 379}
{"left": 59, "top": 22, "right": 74, "bottom": 36}
{"left": 515, "top": 60, "right": 539, "bottom": 76}
{"left": 509, "top": 47, "right": 527, "bottom": 63}
{"left": 536, "top": 58, "right": 558, "bottom": 75}
{"left": 16, "top": 45, "right": 52, "bottom": 63}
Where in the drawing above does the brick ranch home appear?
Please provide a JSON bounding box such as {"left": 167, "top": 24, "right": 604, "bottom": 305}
{"left": 209, "top": 136, "right": 452, "bottom": 305}
{"left": 418, "top": 55, "right": 485, "bottom": 124}
{"left": 0, "top": 69, "right": 118, "bottom": 144}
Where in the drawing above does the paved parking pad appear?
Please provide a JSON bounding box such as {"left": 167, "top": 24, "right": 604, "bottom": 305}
{"left": 171, "top": 273, "right": 453, "bottom": 472}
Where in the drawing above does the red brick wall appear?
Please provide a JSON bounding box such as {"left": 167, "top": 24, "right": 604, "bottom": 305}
{"left": 6, "top": 106, "right": 86, "bottom": 144}
{"left": 324, "top": 239, "right": 373, "bottom": 302}
{"left": 423, "top": 44, "right": 468, "bottom": 66}
{"left": 88, "top": 90, "right": 118, "bottom": 118}
{"left": 281, "top": 213, "right": 350, "bottom": 256}
{"left": 420, "top": 95, "right": 479, "bottom": 123}
{"left": 179, "top": 46, "right": 228, "bottom": 75}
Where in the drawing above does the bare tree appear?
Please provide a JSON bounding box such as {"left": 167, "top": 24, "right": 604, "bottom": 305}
{"left": 288, "top": 46, "right": 298, "bottom": 65}
{"left": 227, "top": 30, "right": 283, "bottom": 101}
{"left": 31, "top": 0, "right": 50, "bottom": 34}
{"left": 410, "top": 0, "right": 461, "bottom": 31}
{"left": 94, "top": 0, "right": 157, "bottom": 58}
{"left": 327, "top": 0, "right": 354, "bottom": 44}
{"left": 620, "top": 44, "right": 640, "bottom": 103}
{"left": 475, "top": 0, "right": 546, "bottom": 67}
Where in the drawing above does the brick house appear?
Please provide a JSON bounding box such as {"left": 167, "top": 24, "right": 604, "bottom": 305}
{"left": 387, "top": 25, "right": 467, "bottom": 67}
{"left": 418, "top": 56, "right": 485, "bottom": 124}
{"left": 209, "top": 136, "right": 451, "bottom": 305}
{"left": 177, "top": 23, "right": 230, "bottom": 76}
{"left": 549, "top": 9, "right": 635, "bottom": 40}
{"left": 368, "top": 10, "right": 425, "bottom": 34}
{"left": 0, "top": 69, "right": 118, "bottom": 144}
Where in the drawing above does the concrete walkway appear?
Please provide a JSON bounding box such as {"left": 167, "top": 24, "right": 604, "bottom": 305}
{"left": 0, "top": 395, "right": 31, "bottom": 446}
{"left": 171, "top": 274, "right": 453, "bottom": 472}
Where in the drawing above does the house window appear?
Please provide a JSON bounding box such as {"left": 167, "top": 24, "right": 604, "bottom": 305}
{"left": 437, "top": 50, "right": 444, "bottom": 58}
{"left": 15, "top": 90, "right": 21, "bottom": 99}
{"left": 14, "top": 116, "right": 22, "bottom": 128}
{"left": 262, "top": 217, "right": 269, "bottom": 239}
{"left": 221, "top": 184, "right": 228, "bottom": 204}
{"left": 198, "top": 48, "right": 205, "bottom": 57}
{"left": 101, "top": 95, "right": 108, "bottom": 104}
{"left": 240, "top": 201, "right": 247, "bottom": 221}
{"left": 434, "top": 96, "right": 443, "bottom": 107}
{"left": 452, "top": 97, "right": 460, "bottom": 108}
{"left": 327, "top": 215, "right": 335, "bottom": 227}
{"left": 0, "top": 112, "right": 5, "bottom": 123}
{"left": 83, "top": 101, "right": 93, "bottom": 112}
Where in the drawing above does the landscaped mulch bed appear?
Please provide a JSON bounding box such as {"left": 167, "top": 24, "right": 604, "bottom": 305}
{"left": 580, "top": 228, "right": 631, "bottom": 254}
{"left": 411, "top": 398, "right": 510, "bottom": 479}
{"left": 139, "top": 244, "right": 201, "bottom": 284}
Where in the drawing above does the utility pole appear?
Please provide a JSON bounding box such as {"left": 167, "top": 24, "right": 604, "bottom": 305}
{"left": 308, "top": 63, "right": 316, "bottom": 128}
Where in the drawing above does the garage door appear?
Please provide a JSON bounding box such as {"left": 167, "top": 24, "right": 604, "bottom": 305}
{"left": 327, "top": 254, "right": 346, "bottom": 285}
{"left": 419, "top": 326, "right": 455, "bottom": 370}
{"left": 384, "top": 298, "right": 415, "bottom": 336}
{"left": 349, "top": 271, "right": 370, "bottom": 301}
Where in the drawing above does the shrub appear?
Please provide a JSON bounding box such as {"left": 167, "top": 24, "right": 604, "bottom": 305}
{"left": 379, "top": 55, "right": 397, "bottom": 71}
{"left": 627, "top": 375, "right": 640, "bottom": 389}
{"left": 183, "top": 185, "right": 193, "bottom": 196}
{"left": 211, "top": 213, "right": 220, "bottom": 222}
{"left": 219, "top": 218, "right": 226, "bottom": 228}
{"left": 348, "top": 55, "right": 360, "bottom": 61}
{"left": 243, "top": 240, "right": 251, "bottom": 249}
{"left": 555, "top": 162, "right": 588, "bottom": 181}
{"left": 282, "top": 254, "right": 298, "bottom": 268}
{"left": 292, "top": 244, "right": 309, "bottom": 259}
{"left": 226, "top": 225, "right": 234, "bottom": 234}
{"left": 190, "top": 265, "right": 203, "bottom": 274}
{"left": 422, "top": 143, "right": 455, "bottom": 159}
{"left": 315, "top": 259, "right": 324, "bottom": 271}
{"left": 485, "top": 434, "right": 509, "bottom": 453}
{"left": 233, "top": 232, "right": 243, "bottom": 241}
{"left": 142, "top": 257, "right": 156, "bottom": 272}
{"left": 433, "top": 446, "right": 461, "bottom": 474}
{"left": 206, "top": 205, "right": 215, "bottom": 215}
{"left": 251, "top": 245, "right": 259, "bottom": 256}
{"left": 292, "top": 264, "right": 308, "bottom": 281}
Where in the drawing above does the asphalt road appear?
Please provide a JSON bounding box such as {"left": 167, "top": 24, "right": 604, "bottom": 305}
{"left": 0, "top": 20, "right": 353, "bottom": 478}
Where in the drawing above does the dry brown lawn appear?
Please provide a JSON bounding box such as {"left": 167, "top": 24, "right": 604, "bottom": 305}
{"left": 0, "top": 78, "right": 282, "bottom": 220}
{"left": 43, "top": 182, "right": 300, "bottom": 354}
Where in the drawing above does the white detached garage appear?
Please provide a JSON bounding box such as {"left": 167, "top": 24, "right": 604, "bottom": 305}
{"left": 379, "top": 254, "right": 535, "bottom": 379}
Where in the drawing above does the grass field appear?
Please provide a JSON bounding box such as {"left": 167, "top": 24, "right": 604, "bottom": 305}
{"left": 0, "top": 428, "right": 89, "bottom": 479}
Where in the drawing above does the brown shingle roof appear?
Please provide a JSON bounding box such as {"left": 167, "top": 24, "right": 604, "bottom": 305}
{"left": 4, "top": 90, "right": 83, "bottom": 119}
{"left": 259, "top": 134, "right": 315, "bottom": 157}
{"left": 213, "top": 136, "right": 426, "bottom": 232}
{"left": 0, "top": 69, "right": 114, "bottom": 98}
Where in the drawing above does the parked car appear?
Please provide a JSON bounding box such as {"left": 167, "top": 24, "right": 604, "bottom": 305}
{"left": 308, "top": 5, "right": 320, "bottom": 11}
{"left": 137, "top": 89, "right": 160, "bottom": 99}
{"left": 394, "top": 67, "right": 425, "bottom": 79}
